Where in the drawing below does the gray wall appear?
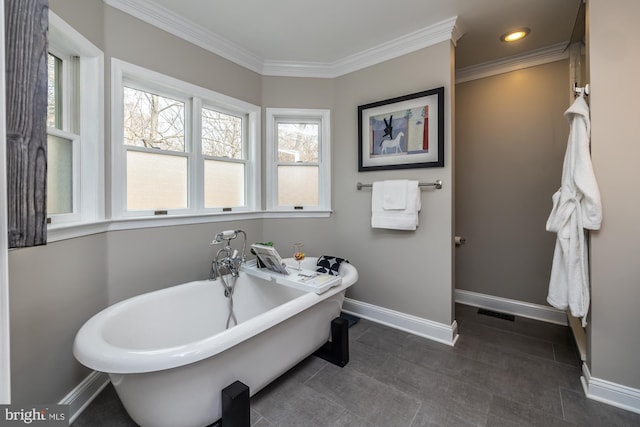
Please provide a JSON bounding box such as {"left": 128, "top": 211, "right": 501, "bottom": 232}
{"left": 588, "top": 0, "right": 640, "bottom": 390}
{"left": 261, "top": 46, "right": 456, "bottom": 325}
{"left": 107, "top": 220, "right": 263, "bottom": 304}
{"left": 9, "top": 235, "right": 108, "bottom": 403}
{"left": 455, "top": 60, "right": 569, "bottom": 305}
{"left": 332, "top": 43, "right": 455, "bottom": 325}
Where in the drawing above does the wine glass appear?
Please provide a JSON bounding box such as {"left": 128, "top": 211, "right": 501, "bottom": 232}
{"left": 293, "top": 243, "right": 305, "bottom": 270}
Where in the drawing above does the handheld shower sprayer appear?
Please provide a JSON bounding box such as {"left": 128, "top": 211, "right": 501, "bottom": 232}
{"left": 209, "top": 229, "right": 248, "bottom": 329}
{"left": 211, "top": 229, "right": 239, "bottom": 244}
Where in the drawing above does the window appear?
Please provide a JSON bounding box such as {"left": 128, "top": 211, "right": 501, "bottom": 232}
{"left": 46, "top": 52, "right": 76, "bottom": 216}
{"left": 123, "top": 86, "right": 188, "bottom": 211}
{"left": 201, "top": 107, "right": 247, "bottom": 208}
{"left": 47, "top": 12, "right": 104, "bottom": 226}
{"left": 111, "top": 59, "right": 260, "bottom": 218}
{"left": 266, "top": 108, "right": 331, "bottom": 211}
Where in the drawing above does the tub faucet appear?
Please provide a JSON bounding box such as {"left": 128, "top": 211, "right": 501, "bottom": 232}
{"left": 210, "top": 230, "right": 247, "bottom": 280}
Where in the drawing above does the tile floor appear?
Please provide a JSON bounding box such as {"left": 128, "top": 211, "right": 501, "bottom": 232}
{"left": 72, "top": 304, "right": 640, "bottom": 426}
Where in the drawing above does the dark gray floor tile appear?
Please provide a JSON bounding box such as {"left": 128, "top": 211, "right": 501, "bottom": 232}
{"left": 71, "top": 384, "right": 136, "bottom": 427}
{"left": 281, "top": 353, "right": 328, "bottom": 383}
{"left": 460, "top": 360, "right": 566, "bottom": 418}
{"left": 355, "top": 320, "right": 412, "bottom": 352}
{"left": 251, "top": 372, "right": 348, "bottom": 427}
{"left": 552, "top": 339, "right": 582, "bottom": 367}
{"left": 411, "top": 400, "right": 487, "bottom": 427}
{"left": 252, "top": 417, "right": 275, "bottom": 427}
{"left": 457, "top": 319, "right": 557, "bottom": 361}
{"left": 73, "top": 305, "right": 640, "bottom": 427}
{"left": 401, "top": 333, "right": 491, "bottom": 381}
{"left": 371, "top": 352, "right": 450, "bottom": 397}
{"left": 502, "top": 352, "right": 583, "bottom": 393}
{"left": 347, "top": 339, "right": 393, "bottom": 378}
{"left": 251, "top": 408, "right": 266, "bottom": 426}
{"left": 561, "top": 388, "right": 640, "bottom": 427}
{"left": 333, "top": 411, "right": 377, "bottom": 427}
{"left": 399, "top": 329, "right": 570, "bottom": 418}
{"left": 487, "top": 394, "right": 576, "bottom": 427}
{"left": 305, "top": 363, "right": 420, "bottom": 427}
{"left": 369, "top": 354, "right": 492, "bottom": 425}
{"left": 449, "top": 333, "right": 512, "bottom": 369}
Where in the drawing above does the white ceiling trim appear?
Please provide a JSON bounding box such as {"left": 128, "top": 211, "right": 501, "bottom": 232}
{"left": 103, "top": 0, "right": 265, "bottom": 74}
{"left": 455, "top": 41, "right": 569, "bottom": 83}
{"left": 262, "top": 17, "right": 462, "bottom": 78}
{"left": 104, "top": 0, "right": 461, "bottom": 78}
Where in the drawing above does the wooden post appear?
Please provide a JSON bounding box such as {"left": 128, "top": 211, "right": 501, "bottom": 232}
{"left": 4, "top": 0, "right": 48, "bottom": 248}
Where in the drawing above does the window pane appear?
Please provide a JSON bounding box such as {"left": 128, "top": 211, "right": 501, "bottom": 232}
{"left": 47, "top": 53, "right": 62, "bottom": 129}
{"left": 204, "top": 160, "right": 245, "bottom": 208}
{"left": 278, "top": 165, "right": 318, "bottom": 206}
{"left": 202, "top": 108, "right": 243, "bottom": 159}
{"left": 123, "top": 87, "right": 185, "bottom": 151}
{"left": 277, "top": 123, "right": 318, "bottom": 163}
{"left": 47, "top": 134, "right": 73, "bottom": 214}
{"left": 127, "top": 151, "right": 187, "bottom": 210}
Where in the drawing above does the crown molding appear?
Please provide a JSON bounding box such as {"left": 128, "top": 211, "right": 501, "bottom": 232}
{"left": 103, "top": 0, "right": 264, "bottom": 74}
{"left": 262, "top": 16, "right": 462, "bottom": 78}
{"left": 104, "top": 0, "right": 461, "bottom": 78}
{"left": 455, "top": 41, "right": 570, "bottom": 83}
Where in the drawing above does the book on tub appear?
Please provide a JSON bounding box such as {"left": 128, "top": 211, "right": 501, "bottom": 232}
{"left": 250, "top": 244, "right": 289, "bottom": 275}
{"left": 244, "top": 245, "right": 342, "bottom": 294}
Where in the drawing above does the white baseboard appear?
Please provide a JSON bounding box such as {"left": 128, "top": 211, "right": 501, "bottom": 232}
{"left": 342, "top": 298, "right": 459, "bottom": 346}
{"left": 581, "top": 364, "right": 640, "bottom": 415}
{"left": 455, "top": 289, "right": 568, "bottom": 326}
{"left": 59, "top": 371, "right": 110, "bottom": 424}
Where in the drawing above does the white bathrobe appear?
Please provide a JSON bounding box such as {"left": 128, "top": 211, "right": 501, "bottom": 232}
{"left": 546, "top": 94, "right": 602, "bottom": 326}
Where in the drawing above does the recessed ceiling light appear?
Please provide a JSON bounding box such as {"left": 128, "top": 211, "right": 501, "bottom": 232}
{"left": 500, "top": 28, "right": 530, "bottom": 43}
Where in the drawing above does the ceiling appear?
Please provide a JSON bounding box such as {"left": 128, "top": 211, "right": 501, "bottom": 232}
{"left": 116, "top": 0, "right": 582, "bottom": 75}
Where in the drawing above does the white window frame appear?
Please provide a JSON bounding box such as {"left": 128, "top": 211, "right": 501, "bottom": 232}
{"left": 111, "top": 58, "right": 261, "bottom": 219}
{"left": 47, "top": 11, "right": 104, "bottom": 227}
{"left": 265, "top": 108, "right": 331, "bottom": 212}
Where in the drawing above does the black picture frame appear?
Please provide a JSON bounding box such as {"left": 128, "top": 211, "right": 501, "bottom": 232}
{"left": 358, "top": 87, "right": 444, "bottom": 171}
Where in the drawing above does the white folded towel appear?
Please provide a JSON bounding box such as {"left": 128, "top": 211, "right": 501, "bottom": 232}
{"left": 371, "top": 180, "right": 421, "bottom": 230}
{"left": 382, "top": 180, "right": 407, "bottom": 210}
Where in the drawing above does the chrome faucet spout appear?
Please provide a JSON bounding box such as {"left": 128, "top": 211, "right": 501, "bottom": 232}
{"left": 210, "top": 230, "right": 247, "bottom": 280}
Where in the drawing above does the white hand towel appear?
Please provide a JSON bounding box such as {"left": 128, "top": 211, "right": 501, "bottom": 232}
{"left": 371, "top": 180, "right": 421, "bottom": 230}
{"left": 382, "top": 180, "right": 407, "bottom": 210}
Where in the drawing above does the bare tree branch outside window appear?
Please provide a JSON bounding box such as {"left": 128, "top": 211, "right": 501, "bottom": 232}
{"left": 277, "top": 123, "right": 319, "bottom": 163}
{"left": 123, "top": 86, "right": 185, "bottom": 152}
{"left": 202, "top": 107, "right": 243, "bottom": 159}
{"left": 47, "top": 53, "right": 61, "bottom": 129}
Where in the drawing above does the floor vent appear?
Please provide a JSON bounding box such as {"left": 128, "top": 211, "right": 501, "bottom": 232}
{"left": 477, "top": 308, "right": 515, "bottom": 322}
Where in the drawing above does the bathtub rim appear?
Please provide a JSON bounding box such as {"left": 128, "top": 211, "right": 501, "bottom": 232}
{"left": 73, "top": 258, "right": 357, "bottom": 374}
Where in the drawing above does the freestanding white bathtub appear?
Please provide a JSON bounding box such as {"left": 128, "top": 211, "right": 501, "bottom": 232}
{"left": 73, "top": 257, "right": 357, "bottom": 427}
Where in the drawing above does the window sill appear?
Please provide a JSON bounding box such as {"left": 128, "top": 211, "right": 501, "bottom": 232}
{"left": 262, "top": 210, "right": 332, "bottom": 219}
{"left": 46, "top": 210, "right": 333, "bottom": 243}
{"left": 47, "top": 221, "right": 111, "bottom": 243}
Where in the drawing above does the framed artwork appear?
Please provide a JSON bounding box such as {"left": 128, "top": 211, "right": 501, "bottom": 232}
{"left": 358, "top": 87, "right": 444, "bottom": 171}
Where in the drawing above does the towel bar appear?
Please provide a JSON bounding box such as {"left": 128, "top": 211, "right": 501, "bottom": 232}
{"left": 356, "top": 180, "right": 443, "bottom": 191}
